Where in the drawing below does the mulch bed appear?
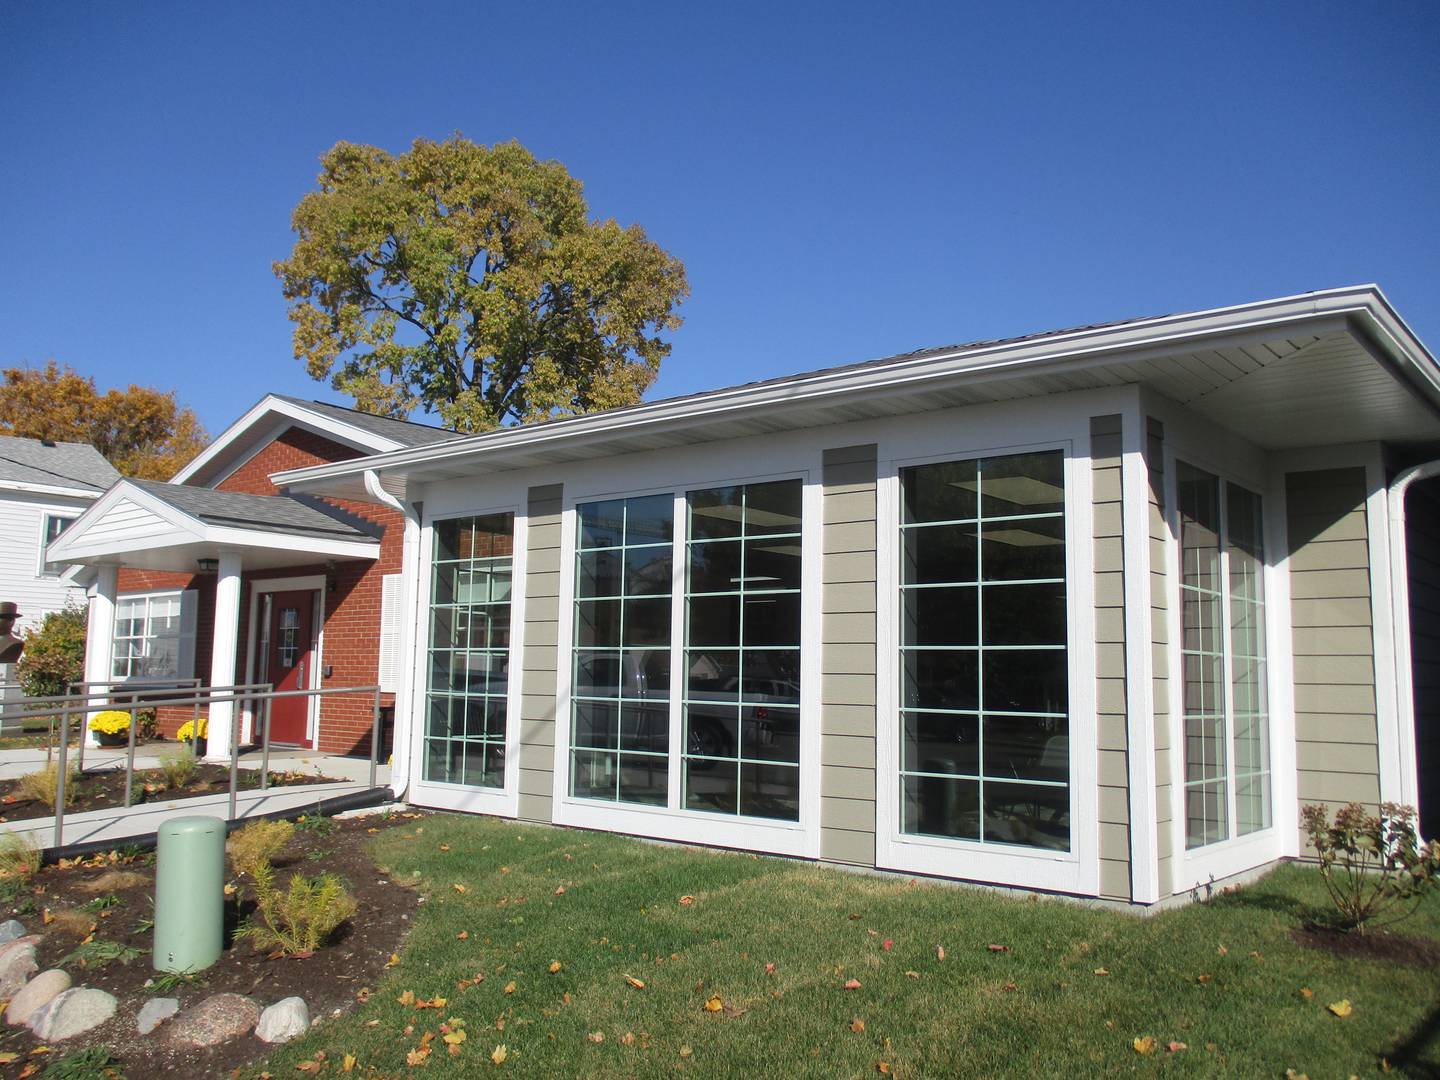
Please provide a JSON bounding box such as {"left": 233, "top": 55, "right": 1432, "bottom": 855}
{"left": 0, "top": 762, "right": 346, "bottom": 823}
{"left": 1290, "top": 922, "right": 1440, "bottom": 969}
{"left": 0, "top": 811, "right": 425, "bottom": 1078}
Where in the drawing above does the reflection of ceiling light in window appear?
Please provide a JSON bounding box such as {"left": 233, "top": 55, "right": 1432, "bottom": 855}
{"left": 982, "top": 528, "right": 1064, "bottom": 547}
{"left": 949, "top": 476, "right": 1063, "bottom": 506}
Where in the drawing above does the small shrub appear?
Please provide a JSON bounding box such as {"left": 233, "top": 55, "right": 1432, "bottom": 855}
{"left": 150, "top": 970, "right": 204, "bottom": 992}
{"left": 228, "top": 818, "right": 294, "bottom": 880}
{"left": 294, "top": 813, "right": 336, "bottom": 836}
{"left": 135, "top": 709, "right": 158, "bottom": 741}
{"left": 16, "top": 762, "right": 80, "bottom": 809}
{"left": 1301, "top": 801, "right": 1440, "bottom": 932}
{"left": 234, "top": 867, "right": 357, "bottom": 956}
{"left": 81, "top": 894, "right": 121, "bottom": 913}
{"left": 60, "top": 939, "right": 142, "bottom": 969}
{"left": 15, "top": 603, "right": 86, "bottom": 698}
{"left": 155, "top": 746, "right": 198, "bottom": 790}
{"left": 0, "top": 833, "right": 40, "bottom": 883}
{"left": 87, "top": 711, "right": 131, "bottom": 737}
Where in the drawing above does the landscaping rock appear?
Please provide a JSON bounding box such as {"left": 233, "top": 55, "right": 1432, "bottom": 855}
{"left": 0, "top": 937, "right": 41, "bottom": 999}
{"left": 5, "top": 969, "right": 70, "bottom": 1026}
{"left": 164, "top": 993, "right": 261, "bottom": 1048}
{"left": 27, "top": 988, "right": 117, "bottom": 1041}
{"left": 0, "top": 920, "right": 26, "bottom": 946}
{"left": 136, "top": 996, "right": 180, "bottom": 1035}
{"left": 255, "top": 996, "right": 309, "bottom": 1044}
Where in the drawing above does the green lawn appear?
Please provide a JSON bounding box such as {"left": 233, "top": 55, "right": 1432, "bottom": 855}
{"left": 250, "top": 814, "right": 1440, "bottom": 1079}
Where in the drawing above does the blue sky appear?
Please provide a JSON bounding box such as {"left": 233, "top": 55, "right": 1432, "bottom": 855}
{"left": 3, "top": 1, "right": 1438, "bottom": 435}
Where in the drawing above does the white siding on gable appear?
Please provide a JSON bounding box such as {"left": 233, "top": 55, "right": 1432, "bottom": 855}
{"left": 82, "top": 497, "right": 175, "bottom": 545}
{"left": 378, "top": 573, "right": 403, "bottom": 693}
{"left": 0, "top": 491, "right": 95, "bottom": 633}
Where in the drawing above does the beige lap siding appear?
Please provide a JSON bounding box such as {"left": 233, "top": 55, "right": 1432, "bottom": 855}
{"left": 1090, "top": 416, "right": 1131, "bottom": 901}
{"left": 1145, "top": 417, "right": 1175, "bottom": 897}
{"left": 517, "top": 484, "right": 563, "bottom": 823}
{"left": 820, "top": 445, "right": 878, "bottom": 866}
{"left": 1286, "top": 467, "right": 1381, "bottom": 849}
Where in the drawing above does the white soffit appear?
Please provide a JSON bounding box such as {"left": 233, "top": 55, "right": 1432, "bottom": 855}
{"left": 272, "top": 286, "right": 1440, "bottom": 502}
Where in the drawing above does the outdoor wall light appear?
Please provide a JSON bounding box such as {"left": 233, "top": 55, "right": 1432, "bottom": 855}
{"left": 196, "top": 557, "right": 219, "bottom": 573}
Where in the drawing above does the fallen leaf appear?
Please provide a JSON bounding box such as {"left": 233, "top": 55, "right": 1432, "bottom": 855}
{"left": 396, "top": 990, "right": 415, "bottom": 1006}
{"left": 1134, "top": 1035, "right": 1157, "bottom": 1055}
{"left": 904, "top": 971, "right": 919, "bottom": 979}
{"left": 490, "top": 1044, "right": 508, "bottom": 1065}
{"left": 554, "top": 886, "right": 565, "bottom": 896}
{"left": 624, "top": 974, "right": 645, "bottom": 989}
{"left": 342, "top": 1053, "right": 357, "bottom": 1072}
{"left": 987, "top": 944, "right": 1009, "bottom": 953}
{"left": 385, "top": 953, "right": 400, "bottom": 968}
{"left": 443, "top": 1030, "right": 468, "bottom": 1046}
{"left": 679, "top": 1046, "right": 693, "bottom": 1059}
{"left": 1093, "top": 968, "right": 1110, "bottom": 976}
{"left": 1299, "top": 987, "right": 1314, "bottom": 999}
{"left": 850, "top": 1018, "right": 866, "bottom": 1033}
{"left": 704, "top": 995, "right": 724, "bottom": 1012}
{"left": 504, "top": 981, "right": 516, "bottom": 995}
{"left": 1167, "top": 1041, "right": 1187, "bottom": 1053}
{"left": 548, "top": 961, "right": 562, "bottom": 974}
{"left": 1328, "top": 999, "right": 1354, "bottom": 1018}
{"left": 621, "top": 1031, "right": 636, "bottom": 1046}
{"left": 843, "top": 978, "right": 862, "bottom": 990}
{"left": 1216, "top": 945, "right": 1228, "bottom": 956}
{"left": 587, "top": 1031, "right": 605, "bottom": 1043}
{"left": 0, "top": 1054, "right": 16, "bottom": 1065}
{"left": 764, "top": 962, "right": 776, "bottom": 974}
{"left": 1196, "top": 974, "right": 1212, "bottom": 984}
{"left": 877, "top": 1064, "right": 891, "bottom": 1076}
{"left": 936, "top": 945, "right": 946, "bottom": 961}
{"left": 457, "top": 931, "right": 469, "bottom": 940}
{"left": 723, "top": 1004, "right": 749, "bottom": 1019}
{"left": 679, "top": 895, "right": 695, "bottom": 906}
{"left": 416, "top": 996, "right": 448, "bottom": 1009}
{"left": 882, "top": 938, "right": 894, "bottom": 951}
{"left": 439, "top": 844, "right": 450, "bottom": 851}
{"left": 453, "top": 883, "right": 467, "bottom": 893}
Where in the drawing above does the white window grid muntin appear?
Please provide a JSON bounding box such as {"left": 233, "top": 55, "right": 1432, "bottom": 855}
{"left": 571, "top": 494, "right": 676, "bottom": 803}
{"left": 897, "top": 452, "right": 1071, "bottom": 849}
{"left": 877, "top": 435, "right": 1093, "bottom": 888}
{"left": 553, "top": 466, "right": 817, "bottom": 848}
{"left": 424, "top": 512, "right": 516, "bottom": 791}
{"left": 112, "top": 592, "right": 183, "bottom": 679}
{"left": 1171, "top": 456, "right": 1276, "bottom": 856}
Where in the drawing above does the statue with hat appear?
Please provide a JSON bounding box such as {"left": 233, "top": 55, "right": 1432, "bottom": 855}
{"left": 0, "top": 603, "right": 23, "bottom": 665}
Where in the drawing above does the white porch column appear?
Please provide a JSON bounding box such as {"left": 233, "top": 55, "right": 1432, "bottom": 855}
{"left": 206, "top": 549, "right": 243, "bottom": 762}
{"left": 82, "top": 563, "right": 119, "bottom": 747}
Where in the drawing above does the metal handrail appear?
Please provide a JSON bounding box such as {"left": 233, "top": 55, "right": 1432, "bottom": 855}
{"left": 11, "top": 682, "right": 386, "bottom": 848}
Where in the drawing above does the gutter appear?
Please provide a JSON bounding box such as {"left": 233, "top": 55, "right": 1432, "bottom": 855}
{"left": 1386, "top": 458, "right": 1440, "bottom": 823}
{"left": 364, "top": 469, "right": 419, "bottom": 804}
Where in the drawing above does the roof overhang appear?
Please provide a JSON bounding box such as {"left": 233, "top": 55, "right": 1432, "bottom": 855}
{"left": 48, "top": 479, "right": 380, "bottom": 579}
{"left": 0, "top": 479, "right": 107, "bottom": 501}
{"left": 274, "top": 285, "right": 1440, "bottom": 503}
{"left": 171, "top": 394, "right": 410, "bottom": 487}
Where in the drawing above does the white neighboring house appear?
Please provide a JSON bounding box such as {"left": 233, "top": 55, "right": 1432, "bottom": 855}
{"left": 0, "top": 434, "right": 119, "bottom": 636}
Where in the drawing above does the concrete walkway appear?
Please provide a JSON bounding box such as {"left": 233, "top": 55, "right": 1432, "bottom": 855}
{"left": 0, "top": 746, "right": 392, "bottom": 850}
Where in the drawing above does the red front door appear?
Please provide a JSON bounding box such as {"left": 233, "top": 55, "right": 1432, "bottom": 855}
{"left": 267, "top": 590, "right": 316, "bottom": 746}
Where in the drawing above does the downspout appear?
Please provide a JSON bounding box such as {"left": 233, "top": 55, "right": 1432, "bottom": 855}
{"left": 365, "top": 469, "right": 420, "bottom": 803}
{"left": 1386, "top": 459, "right": 1440, "bottom": 821}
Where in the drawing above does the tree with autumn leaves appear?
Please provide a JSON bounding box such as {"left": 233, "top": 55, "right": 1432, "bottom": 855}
{"left": 274, "top": 136, "right": 689, "bottom": 433}
{"left": 0, "top": 360, "right": 208, "bottom": 481}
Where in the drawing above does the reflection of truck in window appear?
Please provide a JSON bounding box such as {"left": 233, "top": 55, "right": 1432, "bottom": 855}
{"left": 573, "top": 650, "right": 800, "bottom": 763}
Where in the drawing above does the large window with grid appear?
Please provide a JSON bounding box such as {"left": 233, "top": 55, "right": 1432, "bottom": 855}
{"left": 425, "top": 513, "right": 514, "bottom": 789}
{"left": 897, "top": 451, "right": 1070, "bottom": 851}
{"left": 112, "top": 591, "right": 194, "bottom": 680}
{"left": 1177, "top": 463, "right": 1271, "bottom": 848}
{"left": 571, "top": 494, "right": 674, "bottom": 805}
{"left": 684, "top": 480, "right": 803, "bottom": 820}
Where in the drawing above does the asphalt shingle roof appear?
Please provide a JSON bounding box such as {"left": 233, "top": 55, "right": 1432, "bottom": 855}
{"left": 0, "top": 435, "right": 121, "bottom": 491}
{"left": 129, "top": 479, "right": 379, "bottom": 542}
{"left": 270, "top": 395, "right": 460, "bottom": 447}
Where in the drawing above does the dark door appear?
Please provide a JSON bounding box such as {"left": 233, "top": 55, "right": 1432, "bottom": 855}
{"left": 267, "top": 590, "right": 316, "bottom": 746}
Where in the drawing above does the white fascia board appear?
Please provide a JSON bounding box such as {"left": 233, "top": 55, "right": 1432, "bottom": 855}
{"left": 0, "top": 478, "right": 107, "bottom": 500}
{"left": 274, "top": 286, "right": 1438, "bottom": 495}
{"left": 171, "top": 394, "right": 406, "bottom": 486}
{"left": 201, "top": 526, "right": 379, "bottom": 561}
{"left": 45, "top": 480, "right": 200, "bottom": 563}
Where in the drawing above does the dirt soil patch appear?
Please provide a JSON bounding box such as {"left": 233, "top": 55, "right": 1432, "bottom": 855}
{"left": 0, "top": 761, "right": 346, "bottom": 823}
{"left": 0, "top": 811, "right": 425, "bottom": 1078}
{"left": 1290, "top": 922, "right": 1440, "bottom": 968}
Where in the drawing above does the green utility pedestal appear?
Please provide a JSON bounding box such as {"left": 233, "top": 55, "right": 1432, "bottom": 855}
{"left": 153, "top": 815, "right": 225, "bottom": 973}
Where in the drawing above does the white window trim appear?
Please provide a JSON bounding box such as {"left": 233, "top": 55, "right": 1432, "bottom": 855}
{"left": 36, "top": 513, "right": 77, "bottom": 578}
{"left": 408, "top": 502, "right": 527, "bottom": 820}
{"left": 550, "top": 463, "right": 823, "bottom": 860}
{"left": 112, "top": 588, "right": 196, "bottom": 683}
{"left": 874, "top": 431, "right": 1100, "bottom": 896}
{"left": 1162, "top": 437, "right": 1286, "bottom": 892}
{"left": 242, "top": 575, "right": 326, "bottom": 747}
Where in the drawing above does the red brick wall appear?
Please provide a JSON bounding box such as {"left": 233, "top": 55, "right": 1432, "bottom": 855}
{"left": 116, "top": 424, "right": 402, "bottom": 756}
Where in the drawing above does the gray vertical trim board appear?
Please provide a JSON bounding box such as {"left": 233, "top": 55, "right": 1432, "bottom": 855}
{"left": 1145, "top": 417, "right": 1174, "bottom": 897}
{"left": 1091, "top": 415, "right": 1131, "bottom": 901}
{"left": 821, "top": 444, "right": 878, "bottom": 865}
{"left": 518, "top": 483, "right": 563, "bottom": 823}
